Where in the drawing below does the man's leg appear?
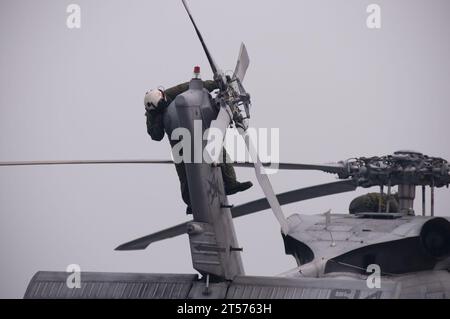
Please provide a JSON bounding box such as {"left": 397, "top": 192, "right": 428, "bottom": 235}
{"left": 174, "top": 162, "right": 192, "bottom": 214}
{"left": 220, "top": 148, "right": 253, "bottom": 195}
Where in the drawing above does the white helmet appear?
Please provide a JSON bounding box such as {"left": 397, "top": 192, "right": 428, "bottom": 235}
{"left": 144, "top": 89, "right": 165, "bottom": 111}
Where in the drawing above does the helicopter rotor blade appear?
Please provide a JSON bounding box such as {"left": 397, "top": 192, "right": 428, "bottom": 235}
{"left": 115, "top": 222, "right": 189, "bottom": 251}
{"left": 181, "top": 0, "right": 219, "bottom": 76}
{"left": 0, "top": 160, "right": 174, "bottom": 167}
{"left": 238, "top": 128, "right": 290, "bottom": 234}
{"left": 233, "top": 43, "right": 250, "bottom": 83}
{"left": 232, "top": 162, "right": 346, "bottom": 175}
{"left": 205, "top": 106, "right": 232, "bottom": 164}
{"left": 0, "top": 159, "right": 346, "bottom": 177}
{"left": 115, "top": 179, "right": 357, "bottom": 251}
{"left": 232, "top": 179, "right": 357, "bottom": 218}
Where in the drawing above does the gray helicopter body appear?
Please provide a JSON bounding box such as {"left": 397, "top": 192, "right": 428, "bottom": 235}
{"left": 282, "top": 214, "right": 450, "bottom": 294}
{"left": 24, "top": 213, "right": 450, "bottom": 299}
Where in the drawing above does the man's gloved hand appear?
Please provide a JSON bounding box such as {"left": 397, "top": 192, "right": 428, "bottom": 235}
{"left": 145, "top": 105, "right": 158, "bottom": 118}
{"left": 145, "top": 100, "right": 167, "bottom": 114}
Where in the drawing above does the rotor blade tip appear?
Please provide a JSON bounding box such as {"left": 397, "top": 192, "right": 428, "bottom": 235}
{"left": 114, "top": 244, "right": 146, "bottom": 251}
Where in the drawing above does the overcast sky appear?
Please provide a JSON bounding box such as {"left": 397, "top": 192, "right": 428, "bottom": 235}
{"left": 1, "top": 0, "right": 449, "bottom": 298}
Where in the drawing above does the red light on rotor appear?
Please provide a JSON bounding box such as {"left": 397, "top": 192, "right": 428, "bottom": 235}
{"left": 193, "top": 66, "right": 201, "bottom": 79}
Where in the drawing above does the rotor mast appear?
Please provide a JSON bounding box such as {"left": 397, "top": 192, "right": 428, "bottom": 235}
{"left": 398, "top": 184, "right": 416, "bottom": 215}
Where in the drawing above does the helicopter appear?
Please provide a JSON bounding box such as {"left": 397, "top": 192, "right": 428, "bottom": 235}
{"left": 1, "top": 0, "right": 449, "bottom": 299}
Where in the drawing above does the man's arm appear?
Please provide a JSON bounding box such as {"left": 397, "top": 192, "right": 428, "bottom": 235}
{"left": 164, "top": 80, "right": 219, "bottom": 101}
{"left": 145, "top": 109, "right": 165, "bottom": 141}
{"left": 203, "top": 80, "right": 219, "bottom": 92}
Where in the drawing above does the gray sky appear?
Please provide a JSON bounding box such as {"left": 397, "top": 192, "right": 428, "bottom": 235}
{"left": 1, "top": 0, "right": 449, "bottom": 298}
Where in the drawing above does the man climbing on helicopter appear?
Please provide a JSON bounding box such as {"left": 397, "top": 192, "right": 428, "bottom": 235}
{"left": 144, "top": 80, "right": 253, "bottom": 215}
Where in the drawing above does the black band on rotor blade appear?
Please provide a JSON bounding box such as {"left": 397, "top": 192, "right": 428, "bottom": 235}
{"left": 231, "top": 180, "right": 357, "bottom": 218}
{"left": 115, "top": 221, "right": 190, "bottom": 251}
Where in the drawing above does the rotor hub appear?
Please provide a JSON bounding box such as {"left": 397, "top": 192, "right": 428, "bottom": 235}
{"left": 345, "top": 152, "right": 450, "bottom": 189}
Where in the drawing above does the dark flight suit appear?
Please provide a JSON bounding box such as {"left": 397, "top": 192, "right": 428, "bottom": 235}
{"left": 349, "top": 192, "right": 399, "bottom": 214}
{"left": 145, "top": 80, "right": 243, "bottom": 210}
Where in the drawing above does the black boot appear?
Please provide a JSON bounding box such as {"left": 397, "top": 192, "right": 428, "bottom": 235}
{"left": 220, "top": 149, "right": 253, "bottom": 195}
{"left": 225, "top": 181, "right": 253, "bottom": 195}
{"left": 186, "top": 206, "right": 193, "bottom": 215}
